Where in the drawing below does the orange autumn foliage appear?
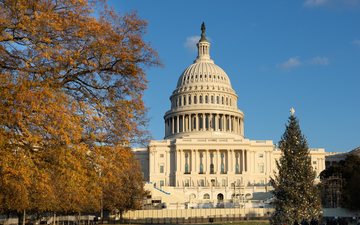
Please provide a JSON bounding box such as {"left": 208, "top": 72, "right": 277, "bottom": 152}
{"left": 0, "top": 0, "right": 159, "bottom": 213}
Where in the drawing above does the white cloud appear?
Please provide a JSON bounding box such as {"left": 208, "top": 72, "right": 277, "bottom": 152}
{"left": 278, "top": 56, "right": 330, "bottom": 70}
{"left": 304, "top": 0, "right": 328, "bottom": 7}
{"left": 184, "top": 35, "right": 200, "bottom": 52}
{"left": 310, "top": 56, "right": 329, "bottom": 65}
{"left": 353, "top": 39, "right": 360, "bottom": 47}
{"left": 278, "top": 57, "right": 302, "bottom": 70}
{"left": 304, "top": 0, "right": 360, "bottom": 8}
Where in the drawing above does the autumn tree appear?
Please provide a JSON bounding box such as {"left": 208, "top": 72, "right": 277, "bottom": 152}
{"left": 270, "top": 111, "right": 321, "bottom": 225}
{"left": 95, "top": 146, "right": 146, "bottom": 218}
{"left": 0, "top": 0, "right": 159, "bottom": 217}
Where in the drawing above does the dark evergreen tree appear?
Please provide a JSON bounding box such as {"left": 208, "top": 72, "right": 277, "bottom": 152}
{"left": 270, "top": 111, "right": 321, "bottom": 225}
{"left": 320, "top": 154, "right": 360, "bottom": 210}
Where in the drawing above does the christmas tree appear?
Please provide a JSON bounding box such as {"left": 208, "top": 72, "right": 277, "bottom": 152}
{"left": 270, "top": 108, "right": 321, "bottom": 225}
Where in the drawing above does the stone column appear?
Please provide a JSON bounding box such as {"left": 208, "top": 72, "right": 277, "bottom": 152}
{"left": 229, "top": 149, "right": 233, "bottom": 173}
{"left": 181, "top": 114, "right": 185, "bottom": 133}
{"left": 217, "top": 150, "right": 221, "bottom": 174}
{"left": 232, "top": 117, "right": 236, "bottom": 133}
{"left": 176, "top": 116, "right": 179, "bottom": 133}
{"left": 195, "top": 149, "right": 198, "bottom": 174}
{"left": 237, "top": 117, "right": 239, "bottom": 133}
{"left": 253, "top": 151, "right": 256, "bottom": 173}
{"left": 202, "top": 113, "right": 206, "bottom": 131}
{"left": 248, "top": 151, "right": 252, "bottom": 173}
{"left": 189, "top": 114, "right": 195, "bottom": 131}
{"left": 218, "top": 115, "right": 221, "bottom": 131}
{"left": 195, "top": 114, "right": 199, "bottom": 131}
{"left": 229, "top": 115, "right": 233, "bottom": 132}
{"left": 188, "top": 114, "right": 191, "bottom": 132}
{"left": 241, "top": 118, "right": 244, "bottom": 136}
{"left": 176, "top": 149, "right": 181, "bottom": 173}
{"left": 244, "top": 150, "right": 247, "bottom": 172}
{"left": 222, "top": 115, "right": 225, "bottom": 131}
{"left": 171, "top": 116, "right": 175, "bottom": 134}
{"left": 267, "top": 151, "right": 271, "bottom": 175}
{"left": 206, "top": 150, "right": 210, "bottom": 174}
{"left": 240, "top": 150, "right": 244, "bottom": 173}
{"left": 166, "top": 150, "right": 170, "bottom": 176}
{"left": 215, "top": 114, "right": 218, "bottom": 131}
{"left": 184, "top": 115, "right": 187, "bottom": 132}
{"left": 226, "top": 115, "right": 229, "bottom": 131}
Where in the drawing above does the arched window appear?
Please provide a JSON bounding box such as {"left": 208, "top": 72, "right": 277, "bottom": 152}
{"left": 217, "top": 96, "right": 220, "bottom": 104}
{"left": 205, "top": 95, "right": 208, "bottom": 103}
{"left": 179, "top": 97, "right": 182, "bottom": 106}
{"left": 183, "top": 95, "right": 186, "bottom": 105}
{"left": 203, "top": 194, "right": 210, "bottom": 199}
{"left": 194, "top": 95, "right": 197, "bottom": 104}
{"left": 200, "top": 95, "right": 203, "bottom": 103}
{"left": 188, "top": 95, "right": 191, "bottom": 105}
{"left": 222, "top": 96, "right": 224, "bottom": 104}
{"left": 211, "top": 96, "right": 214, "bottom": 104}
{"left": 226, "top": 97, "right": 228, "bottom": 105}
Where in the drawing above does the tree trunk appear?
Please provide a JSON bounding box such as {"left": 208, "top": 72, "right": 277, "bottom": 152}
{"left": 23, "top": 210, "right": 26, "bottom": 225}
{"left": 18, "top": 210, "right": 26, "bottom": 225}
{"left": 119, "top": 210, "right": 123, "bottom": 223}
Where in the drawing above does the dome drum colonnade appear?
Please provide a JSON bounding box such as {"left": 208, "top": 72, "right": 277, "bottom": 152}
{"left": 164, "top": 113, "right": 244, "bottom": 137}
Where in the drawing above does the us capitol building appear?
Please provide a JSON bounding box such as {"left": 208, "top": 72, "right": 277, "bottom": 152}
{"left": 134, "top": 23, "right": 326, "bottom": 209}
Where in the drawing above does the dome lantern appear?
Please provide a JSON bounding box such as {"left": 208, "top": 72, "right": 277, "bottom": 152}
{"left": 195, "top": 22, "right": 213, "bottom": 63}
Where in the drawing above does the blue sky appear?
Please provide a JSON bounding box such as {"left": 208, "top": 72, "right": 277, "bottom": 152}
{"left": 109, "top": 0, "right": 360, "bottom": 152}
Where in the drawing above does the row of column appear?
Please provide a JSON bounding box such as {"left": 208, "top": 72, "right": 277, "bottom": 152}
{"left": 176, "top": 149, "right": 248, "bottom": 175}
{"left": 165, "top": 113, "right": 244, "bottom": 136}
{"left": 171, "top": 94, "right": 234, "bottom": 108}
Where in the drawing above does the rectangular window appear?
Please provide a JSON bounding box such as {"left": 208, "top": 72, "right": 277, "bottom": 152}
{"left": 160, "top": 154, "right": 164, "bottom": 158}
{"left": 313, "top": 161, "right": 317, "bottom": 164}
{"left": 258, "top": 163, "right": 264, "bottom": 173}
{"left": 160, "top": 165, "right": 164, "bottom": 173}
{"left": 160, "top": 180, "right": 164, "bottom": 187}
{"left": 259, "top": 153, "right": 264, "bottom": 158}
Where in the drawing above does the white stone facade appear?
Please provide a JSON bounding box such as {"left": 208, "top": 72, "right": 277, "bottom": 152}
{"left": 134, "top": 24, "right": 326, "bottom": 208}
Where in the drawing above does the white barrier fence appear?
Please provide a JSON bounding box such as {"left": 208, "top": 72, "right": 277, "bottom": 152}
{"left": 123, "top": 208, "right": 274, "bottom": 220}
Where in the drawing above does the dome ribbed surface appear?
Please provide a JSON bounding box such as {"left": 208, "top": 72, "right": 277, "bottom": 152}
{"left": 176, "top": 62, "right": 231, "bottom": 88}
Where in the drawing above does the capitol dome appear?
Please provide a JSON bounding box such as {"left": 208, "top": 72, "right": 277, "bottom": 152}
{"left": 164, "top": 23, "right": 244, "bottom": 139}
{"left": 176, "top": 62, "right": 232, "bottom": 88}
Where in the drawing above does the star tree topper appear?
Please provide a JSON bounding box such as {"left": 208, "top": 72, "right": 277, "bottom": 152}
{"left": 290, "top": 107, "right": 295, "bottom": 116}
